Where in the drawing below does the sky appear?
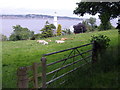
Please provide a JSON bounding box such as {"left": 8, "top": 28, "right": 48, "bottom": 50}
{"left": 0, "top": 0, "right": 99, "bottom": 18}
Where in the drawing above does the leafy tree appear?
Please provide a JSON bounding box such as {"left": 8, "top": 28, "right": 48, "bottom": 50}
{"left": 82, "top": 20, "right": 89, "bottom": 27}
{"left": 9, "top": 25, "right": 34, "bottom": 41}
{"left": 82, "top": 19, "right": 92, "bottom": 32}
{"left": 30, "top": 34, "right": 42, "bottom": 40}
{"left": 56, "top": 24, "right": 62, "bottom": 36}
{"left": 62, "top": 29, "right": 72, "bottom": 35}
{"left": 88, "top": 17, "right": 96, "bottom": 28}
{"left": 0, "top": 34, "right": 7, "bottom": 41}
{"left": 74, "top": 2, "right": 120, "bottom": 30}
{"left": 40, "top": 21, "right": 56, "bottom": 38}
{"left": 85, "top": 17, "right": 98, "bottom": 31}
{"left": 66, "top": 29, "right": 72, "bottom": 34}
{"left": 99, "top": 13, "right": 114, "bottom": 30}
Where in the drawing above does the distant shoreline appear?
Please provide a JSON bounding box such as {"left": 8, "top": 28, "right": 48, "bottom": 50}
{"left": 0, "top": 18, "right": 81, "bottom": 21}
{"left": 0, "top": 14, "right": 83, "bottom": 20}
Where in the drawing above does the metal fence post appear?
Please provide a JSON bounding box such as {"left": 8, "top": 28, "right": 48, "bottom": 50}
{"left": 17, "top": 67, "right": 28, "bottom": 88}
{"left": 41, "top": 57, "right": 47, "bottom": 88}
{"left": 92, "top": 41, "right": 97, "bottom": 63}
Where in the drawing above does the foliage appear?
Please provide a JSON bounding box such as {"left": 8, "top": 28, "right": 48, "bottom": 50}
{"left": 74, "top": 2, "right": 120, "bottom": 19}
{"left": 90, "top": 34, "right": 110, "bottom": 52}
{"left": 116, "top": 21, "right": 120, "bottom": 33}
{"left": 40, "top": 21, "right": 56, "bottom": 38}
{"left": 62, "top": 29, "right": 72, "bottom": 35}
{"left": 82, "top": 17, "right": 98, "bottom": 32}
{"left": 56, "top": 24, "right": 62, "bottom": 36}
{"left": 82, "top": 19, "right": 95, "bottom": 32}
{"left": 98, "top": 13, "right": 114, "bottom": 30}
{"left": 74, "top": 2, "right": 120, "bottom": 30}
{"left": 0, "top": 34, "right": 7, "bottom": 41}
{"left": 87, "top": 17, "right": 96, "bottom": 28}
{"left": 116, "top": 19, "right": 120, "bottom": 29}
{"left": 99, "top": 22, "right": 114, "bottom": 31}
{"left": 9, "top": 25, "right": 34, "bottom": 41}
{"left": 73, "top": 23, "right": 87, "bottom": 34}
{"left": 30, "top": 34, "right": 42, "bottom": 40}
{"left": 82, "top": 20, "right": 89, "bottom": 26}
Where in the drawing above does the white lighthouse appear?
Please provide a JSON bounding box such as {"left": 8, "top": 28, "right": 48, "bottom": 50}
{"left": 54, "top": 12, "right": 58, "bottom": 29}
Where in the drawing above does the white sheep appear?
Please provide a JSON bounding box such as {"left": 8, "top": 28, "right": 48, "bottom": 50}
{"left": 37, "top": 40, "right": 48, "bottom": 45}
{"left": 37, "top": 40, "right": 46, "bottom": 43}
{"left": 43, "top": 41, "right": 48, "bottom": 45}
{"left": 55, "top": 40, "right": 65, "bottom": 43}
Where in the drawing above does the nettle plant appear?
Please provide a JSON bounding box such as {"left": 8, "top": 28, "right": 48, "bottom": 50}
{"left": 90, "top": 34, "right": 110, "bottom": 52}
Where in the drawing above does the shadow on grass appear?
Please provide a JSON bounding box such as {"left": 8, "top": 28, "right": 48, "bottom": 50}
{"left": 59, "top": 45, "right": 119, "bottom": 88}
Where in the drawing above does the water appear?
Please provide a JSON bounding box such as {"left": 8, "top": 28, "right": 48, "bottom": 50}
{"left": 0, "top": 18, "right": 117, "bottom": 37}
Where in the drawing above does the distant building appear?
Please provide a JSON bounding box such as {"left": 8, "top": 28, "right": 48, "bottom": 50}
{"left": 53, "top": 12, "right": 58, "bottom": 34}
{"left": 54, "top": 12, "right": 58, "bottom": 28}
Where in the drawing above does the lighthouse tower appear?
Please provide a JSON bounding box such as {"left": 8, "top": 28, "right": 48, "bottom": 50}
{"left": 54, "top": 12, "right": 58, "bottom": 30}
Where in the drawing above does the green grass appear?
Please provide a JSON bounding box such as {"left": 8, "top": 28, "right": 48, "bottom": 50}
{"left": 62, "top": 44, "right": 119, "bottom": 88}
{"left": 48, "top": 45, "right": 119, "bottom": 88}
{"left": 0, "top": 41, "right": 2, "bottom": 89}
{"left": 2, "top": 29, "right": 118, "bottom": 88}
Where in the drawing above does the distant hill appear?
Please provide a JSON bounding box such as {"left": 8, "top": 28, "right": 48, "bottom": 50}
{"left": 0, "top": 14, "right": 83, "bottom": 20}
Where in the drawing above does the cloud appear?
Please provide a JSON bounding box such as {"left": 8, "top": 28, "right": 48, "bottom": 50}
{"left": 0, "top": 0, "right": 100, "bottom": 18}
{"left": 0, "top": 0, "right": 81, "bottom": 17}
{"left": 0, "top": 0, "right": 80, "bottom": 10}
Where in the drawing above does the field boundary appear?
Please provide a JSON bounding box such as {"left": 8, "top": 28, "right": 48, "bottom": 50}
{"left": 17, "top": 42, "right": 97, "bottom": 88}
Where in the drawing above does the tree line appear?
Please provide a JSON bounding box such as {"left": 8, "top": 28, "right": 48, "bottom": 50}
{"left": 0, "top": 16, "right": 115, "bottom": 41}
{"left": 1, "top": 2, "right": 119, "bottom": 41}
{"left": 0, "top": 21, "right": 72, "bottom": 41}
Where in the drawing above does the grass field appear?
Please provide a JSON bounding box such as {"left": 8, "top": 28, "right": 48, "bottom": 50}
{"left": 2, "top": 29, "right": 118, "bottom": 88}
{"left": 62, "top": 44, "right": 119, "bottom": 88}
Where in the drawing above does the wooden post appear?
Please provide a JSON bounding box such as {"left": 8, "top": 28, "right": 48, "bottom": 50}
{"left": 41, "top": 57, "right": 47, "bottom": 88}
{"left": 33, "top": 63, "right": 39, "bottom": 88}
{"left": 17, "top": 67, "right": 28, "bottom": 88}
{"left": 92, "top": 41, "right": 97, "bottom": 63}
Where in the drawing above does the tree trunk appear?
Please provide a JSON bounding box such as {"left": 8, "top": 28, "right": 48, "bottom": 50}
{"left": 99, "top": 13, "right": 111, "bottom": 30}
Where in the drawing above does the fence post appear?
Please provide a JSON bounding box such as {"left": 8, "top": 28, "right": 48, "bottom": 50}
{"left": 17, "top": 67, "right": 28, "bottom": 88}
{"left": 33, "top": 63, "right": 39, "bottom": 88}
{"left": 92, "top": 41, "right": 97, "bottom": 63}
{"left": 41, "top": 57, "right": 47, "bottom": 88}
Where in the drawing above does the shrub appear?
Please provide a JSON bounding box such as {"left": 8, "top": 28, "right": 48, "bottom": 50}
{"left": 82, "top": 19, "right": 98, "bottom": 32}
{"left": 56, "top": 24, "right": 62, "bottom": 36}
{"left": 9, "top": 25, "right": 34, "bottom": 41}
{"left": 98, "top": 21, "right": 114, "bottom": 31}
{"left": 90, "top": 34, "right": 110, "bottom": 53}
{"left": 62, "top": 29, "right": 72, "bottom": 35}
{"left": 40, "top": 21, "right": 56, "bottom": 38}
{"left": 73, "top": 23, "right": 87, "bottom": 34}
{"left": 0, "top": 34, "right": 7, "bottom": 41}
{"left": 30, "top": 34, "right": 42, "bottom": 40}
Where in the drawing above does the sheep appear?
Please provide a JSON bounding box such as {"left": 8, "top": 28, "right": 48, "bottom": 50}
{"left": 47, "top": 40, "right": 52, "bottom": 42}
{"left": 61, "top": 38, "right": 68, "bottom": 41}
{"left": 36, "top": 40, "right": 46, "bottom": 43}
{"left": 43, "top": 41, "right": 48, "bottom": 45}
{"left": 37, "top": 40, "right": 48, "bottom": 45}
{"left": 60, "top": 38, "right": 74, "bottom": 40}
{"left": 55, "top": 40, "right": 65, "bottom": 43}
